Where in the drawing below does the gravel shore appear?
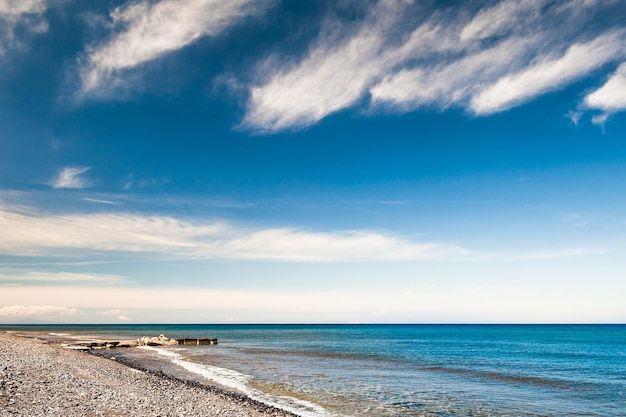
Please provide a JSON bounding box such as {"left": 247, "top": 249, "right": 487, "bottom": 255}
{"left": 0, "top": 332, "right": 298, "bottom": 417}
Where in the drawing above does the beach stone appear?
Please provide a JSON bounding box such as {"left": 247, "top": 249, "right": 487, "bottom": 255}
{"left": 0, "top": 333, "right": 297, "bottom": 417}
{"left": 136, "top": 334, "right": 179, "bottom": 346}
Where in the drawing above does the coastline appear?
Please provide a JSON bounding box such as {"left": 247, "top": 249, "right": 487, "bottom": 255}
{"left": 2, "top": 325, "right": 622, "bottom": 417}
{"left": 0, "top": 332, "right": 299, "bottom": 417}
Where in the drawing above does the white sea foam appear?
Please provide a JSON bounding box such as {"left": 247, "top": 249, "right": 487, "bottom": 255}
{"left": 49, "top": 332, "right": 71, "bottom": 336}
{"left": 143, "top": 346, "right": 334, "bottom": 417}
{"left": 141, "top": 346, "right": 250, "bottom": 392}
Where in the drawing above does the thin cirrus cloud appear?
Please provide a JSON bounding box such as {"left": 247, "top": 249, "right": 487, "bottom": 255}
{"left": 242, "top": 0, "right": 403, "bottom": 133}
{"left": 458, "top": 0, "right": 542, "bottom": 42}
{"left": 0, "top": 204, "right": 463, "bottom": 262}
{"left": 242, "top": 0, "right": 626, "bottom": 132}
{"left": 81, "top": 197, "right": 119, "bottom": 205}
{"left": 583, "top": 62, "right": 626, "bottom": 122}
{"left": 50, "top": 166, "right": 91, "bottom": 189}
{"left": 97, "top": 309, "right": 124, "bottom": 315}
{"left": 97, "top": 309, "right": 132, "bottom": 321}
{"left": 469, "top": 31, "right": 626, "bottom": 115}
{"left": 0, "top": 0, "right": 49, "bottom": 55}
{"left": 0, "top": 305, "right": 78, "bottom": 317}
{"left": 78, "top": 0, "right": 267, "bottom": 97}
{"left": 0, "top": 271, "right": 125, "bottom": 284}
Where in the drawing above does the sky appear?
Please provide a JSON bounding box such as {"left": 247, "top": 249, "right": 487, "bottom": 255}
{"left": 0, "top": 0, "right": 625, "bottom": 324}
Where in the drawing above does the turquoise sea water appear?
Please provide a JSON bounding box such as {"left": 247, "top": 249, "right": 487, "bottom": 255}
{"left": 4, "top": 324, "right": 625, "bottom": 417}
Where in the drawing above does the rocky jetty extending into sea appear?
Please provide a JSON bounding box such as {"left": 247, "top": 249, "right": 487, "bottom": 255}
{"left": 58, "top": 333, "right": 217, "bottom": 350}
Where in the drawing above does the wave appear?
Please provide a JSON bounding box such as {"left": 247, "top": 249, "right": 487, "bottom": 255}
{"left": 226, "top": 347, "right": 595, "bottom": 391}
{"left": 420, "top": 365, "right": 585, "bottom": 389}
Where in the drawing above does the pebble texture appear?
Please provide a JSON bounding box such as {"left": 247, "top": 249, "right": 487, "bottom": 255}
{"left": 0, "top": 333, "right": 297, "bottom": 417}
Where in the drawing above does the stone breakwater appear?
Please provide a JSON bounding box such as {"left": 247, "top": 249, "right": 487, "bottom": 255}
{"left": 60, "top": 333, "right": 218, "bottom": 350}
{"left": 0, "top": 332, "right": 298, "bottom": 417}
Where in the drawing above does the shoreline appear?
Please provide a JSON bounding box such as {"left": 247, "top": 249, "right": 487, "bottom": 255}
{"left": 2, "top": 325, "right": 622, "bottom": 416}
{"left": 0, "top": 332, "right": 300, "bottom": 417}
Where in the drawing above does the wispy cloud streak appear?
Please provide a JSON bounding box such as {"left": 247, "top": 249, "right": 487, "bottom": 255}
{"left": 50, "top": 167, "right": 91, "bottom": 189}
{"left": 471, "top": 31, "right": 625, "bottom": 114}
{"left": 0, "top": 0, "right": 48, "bottom": 55}
{"left": 0, "top": 305, "right": 78, "bottom": 317}
{"left": 584, "top": 62, "right": 626, "bottom": 122}
{"left": 0, "top": 204, "right": 463, "bottom": 262}
{"left": 79, "top": 0, "right": 267, "bottom": 97}
{"left": 242, "top": 0, "right": 626, "bottom": 132}
{"left": 242, "top": 0, "right": 405, "bottom": 132}
{"left": 0, "top": 271, "right": 125, "bottom": 283}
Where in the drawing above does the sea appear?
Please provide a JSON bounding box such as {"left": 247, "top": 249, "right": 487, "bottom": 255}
{"left": 3, "top": 324, "right": 624, "bottom": 417}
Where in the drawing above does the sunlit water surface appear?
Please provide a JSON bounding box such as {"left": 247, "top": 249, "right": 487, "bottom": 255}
{"left": 6, "top": 324, "right": 624, "bottom": 417}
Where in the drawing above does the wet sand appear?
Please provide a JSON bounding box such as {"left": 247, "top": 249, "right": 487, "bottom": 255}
{"left": 0, "top": 332, "right": 298, "bottom": 417}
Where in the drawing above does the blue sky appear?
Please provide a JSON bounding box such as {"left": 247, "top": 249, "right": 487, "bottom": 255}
{"left": 1, "top": 0, "right": 625, "bottom": 323}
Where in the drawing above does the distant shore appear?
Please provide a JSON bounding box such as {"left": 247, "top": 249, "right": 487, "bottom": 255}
{"left": 0, "top": 332, "right": 298, "bottom": 417}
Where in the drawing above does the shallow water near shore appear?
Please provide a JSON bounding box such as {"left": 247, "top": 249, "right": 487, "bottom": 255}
{"left": 4, "top": 324, "right": 625, "bottom": 417}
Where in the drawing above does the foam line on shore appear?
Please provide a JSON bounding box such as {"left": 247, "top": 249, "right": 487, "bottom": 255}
{"left": 144, "top": 346, "right": 334, "bottom": 417}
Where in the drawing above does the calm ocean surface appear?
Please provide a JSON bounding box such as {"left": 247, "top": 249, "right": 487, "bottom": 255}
{"left": 5, "top": 324, "right": 625, "bottom": 417}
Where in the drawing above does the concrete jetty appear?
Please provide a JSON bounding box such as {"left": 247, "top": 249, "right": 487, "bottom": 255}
{"left": 176, "top": 338, "right": 218, "bottom": 346}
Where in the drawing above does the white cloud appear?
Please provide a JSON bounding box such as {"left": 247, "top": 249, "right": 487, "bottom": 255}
{"left": 98, "top": 309, "right": 123, "bottom": 316}
{"left": 97, "top": 309, "right": 131, "bottom": 321}
{"left": 459, "top": 0, "right": 547, "bottom": 42}
{"left": 584, "top": 62, "right": 626, "bottom": 118}
{"left": 0, "top": 0, "right": 46, "bottom": 16}
{"left": 81, "top": 197, "right": 118, "bottom": 205}
{"left": 0, "top": 0, "right": 48, "bottom": 55}
{"left": 591, "top": 113, "right": 610, "bottom": 127}
{"left": 191, "top": 227, "right": 462, "bottom": 262}
{"left": 470, "top": 31, "right": 626, "bottom": 114}
{"left": 370, "top": 35, "right": 537, "bottom": 111}
{"left": 0, "top": 204, "right": 464, "bottom": 262}
{"left": 0, "top": 202, "right": 601, "bottom": 264}
{"left": 50, "top": 166, "right": 91, "bottom": 189}
{"left": 0, "top": 305, "right": 78, "bottom": 317}
{"left": 79, "top": 0, "right": 265, "bottom": 97}
{"left": 566, "top": 110, "right": 583, "bottom": 125}
{"left": 242, "top": 0, "right": 408, "bottom": 132}
{"left": 0, "top": 271, "right": 125, "bottom": 283}
{"left": 241, "top": 0, "right": 626, "bottom": 132}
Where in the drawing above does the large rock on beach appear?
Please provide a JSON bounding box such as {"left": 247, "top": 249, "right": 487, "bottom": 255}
{"left": 116, "top": 340, "right": 139, "bottom": 348}
{"left": 137, "top": 334, "right": 178, "bottom": 346}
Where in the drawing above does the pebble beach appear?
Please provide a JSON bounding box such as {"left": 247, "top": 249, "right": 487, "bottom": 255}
{"left": 0, "top": 332, "right": 297, "bottom": 417}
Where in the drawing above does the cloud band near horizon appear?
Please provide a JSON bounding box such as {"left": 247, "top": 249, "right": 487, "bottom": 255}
{"left": 0, "top": 203, "right": 463, "bottom": 262}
